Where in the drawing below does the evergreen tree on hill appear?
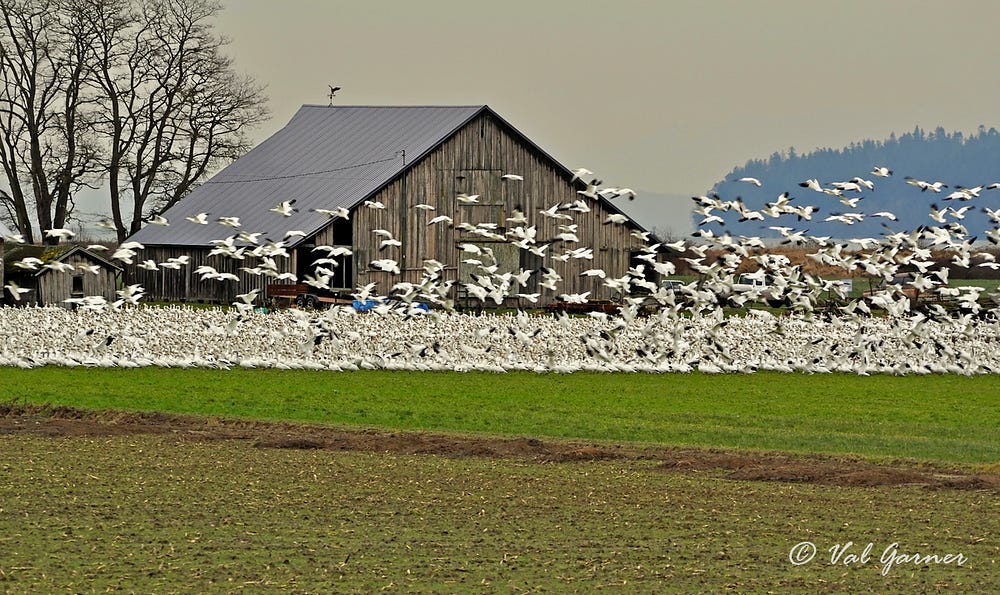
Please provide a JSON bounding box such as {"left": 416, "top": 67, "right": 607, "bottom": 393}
{"left": 705, "top": 126, "right": 1000, "bottom": 239}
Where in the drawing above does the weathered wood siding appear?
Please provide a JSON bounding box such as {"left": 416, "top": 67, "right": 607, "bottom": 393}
{"left": 37, "top": 253, "right": 119, "bottom": 307}
{"left": 131, "top": 246, "right": 295, "bottom": 304}
{"left": 351, "top": 112, "right": 646, "bottom": 304}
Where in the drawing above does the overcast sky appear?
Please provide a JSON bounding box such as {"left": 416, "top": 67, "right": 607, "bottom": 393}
{"left": 203, "top": 0, "right": 1000, "bottom": 234}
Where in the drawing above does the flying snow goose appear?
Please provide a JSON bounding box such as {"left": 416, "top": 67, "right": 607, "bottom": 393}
{"left": 269, "top": 200, "right": 298, "bottom": 217}
{"left": 44, "top": 228, "right": 75, "bottom": 240}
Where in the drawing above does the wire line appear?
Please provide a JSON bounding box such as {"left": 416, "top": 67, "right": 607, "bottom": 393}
{"left": 204, "top": 156, "right": 398, "bottom": 184}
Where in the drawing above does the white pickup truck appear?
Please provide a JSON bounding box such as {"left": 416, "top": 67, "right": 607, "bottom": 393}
{"left": 733, "top": 272, "right": 773, "bottom": 293}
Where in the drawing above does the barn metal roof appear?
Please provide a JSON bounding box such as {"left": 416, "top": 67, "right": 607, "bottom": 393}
{"left": 127, "top": 104, "right": 646, "bottom": 248}
{"left": 128, "top": 105, "right": 488, "bottom": 247}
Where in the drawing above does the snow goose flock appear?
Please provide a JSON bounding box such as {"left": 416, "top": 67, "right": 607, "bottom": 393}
{"left": 2, "top": 167, "right": 1000, "bottom": 375}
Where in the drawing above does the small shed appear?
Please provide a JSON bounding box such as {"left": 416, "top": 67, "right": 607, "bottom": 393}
{"left": 3, "top": 244, "right": 121, "bottom": 307}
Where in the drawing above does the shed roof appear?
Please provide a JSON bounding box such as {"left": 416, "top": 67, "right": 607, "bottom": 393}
{"left": 4, "top": 244, "right": 122, "bottom": 275}
{"left": 128, "top": 105, "right": 644, "bottom": 248}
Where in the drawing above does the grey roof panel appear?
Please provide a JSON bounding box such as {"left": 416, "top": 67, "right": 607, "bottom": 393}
{"left": 128, "top": 104, "right": 647, "bottom": 247}
{"left": 129, "top": 105, "right": 485, "bottom": 247}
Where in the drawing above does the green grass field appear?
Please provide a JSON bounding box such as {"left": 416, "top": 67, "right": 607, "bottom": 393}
{"left": 1, "top": 368, "right": 997, "bottom": 591}
{"left": 0, "top": 434, "right": 995, "bottom": 592}
{"left": 1, "top": 368, "right": 997, "bottom": 464}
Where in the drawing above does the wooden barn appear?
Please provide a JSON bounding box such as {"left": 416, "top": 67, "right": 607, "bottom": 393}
{"left": 2, "top": 244, "right": 121, "bottom": 307}
{"left": 126, "top": 105, "right": 652, "bottom": 306}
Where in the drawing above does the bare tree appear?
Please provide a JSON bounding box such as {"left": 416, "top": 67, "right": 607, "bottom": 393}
{"left": 0, "top": 0, "right": 101, "bottom": 244}
{"left": 0, "top": 0, "right": 267, "bottom": 243}
{"left": 88, "top": 0, "right": 268, "bottom": 242}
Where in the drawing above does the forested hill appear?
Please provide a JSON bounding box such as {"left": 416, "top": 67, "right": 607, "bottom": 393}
{"left": 706, "top": 126, "right": 1000, "bottom": 239}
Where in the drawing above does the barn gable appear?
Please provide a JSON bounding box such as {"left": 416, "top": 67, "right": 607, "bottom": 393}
{"left": 338, "top": 111, "right": 648, "bottom": 302}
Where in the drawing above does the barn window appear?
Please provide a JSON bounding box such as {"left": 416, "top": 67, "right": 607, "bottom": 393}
{"left": 297, "top": 247, "right": 352, "bottom": 290}
{"left": 519, "top": 250, "right": 544, "bottom": 293}
{"left": 329, "top": 253, "right": 353, "bottom": 289}
{"left": 458, "top": 204, "right": 504, "bottom": 236}
{"left": 71, "top": 275, "right": 84, "bottom": 297}
{"left": 629, "top": 251, "right": 658, "bottom": 283}
{"left": 458, "top": 242, "right": 518, "bottom": 280}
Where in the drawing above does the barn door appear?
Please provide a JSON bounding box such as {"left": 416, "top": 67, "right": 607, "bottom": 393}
{"left": 457, "top": 241, "right": 520, "bottom": 307}
{"left": 440, "top": 168, "right": 529, "bottom": 307}
{"left": 439, "top": 169, "right": 504, "bottom": 230}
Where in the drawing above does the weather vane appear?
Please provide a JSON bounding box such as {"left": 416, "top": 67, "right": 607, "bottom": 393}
{"left": 328, "top": 85, "right": 341, "bottom": 106}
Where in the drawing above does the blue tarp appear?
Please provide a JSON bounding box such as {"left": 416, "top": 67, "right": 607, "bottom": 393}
{"left": 352, "top": 300, "right": 428, "bottom": 312}
{"left": 352, "top": 299, "right": 377, "bottom": 312}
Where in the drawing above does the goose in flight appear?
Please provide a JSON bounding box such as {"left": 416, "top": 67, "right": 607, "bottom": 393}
{"left": 370, "top": 259, "right": 401, "bottom": 274}
{"left": 4, "top": 281, "right": 30, "bottom": 301}
{"left": 111, "top": 247, "right": 138, "bottom": 264}
{"left": 831, "top": 181, "right": 864, "bottom": 194}
{"left": 559, "top": 291, "right": 591, "bottom": 303}
{"left": 799, "top": 178, "right": 823, "bottom": 192}
{"left": 928, "top": 204, "right": 947, "bottom": 224}
{"left": 539, "top": 203, "right": 573, "bottom": 221}
{"left": 44, "top": 228, "right": 75, "bottom": 240}
{"left": 459, "top": 243, "right": 487, "bottom": 255}
{"left": 314, "top": 206, "right": 351, "bottom": 219}
{"left": 506, "top": 208, "right": 529, "bottom": 225}
{"left": 944, "top": 186, "right": 982, "bottom": 201}
{"left": 269, "top": 200, "right": 298, "bottom": 217}
{"left": 905, "top": 177, "right": 947, "bottom": 192}
{"left": 13, "top": 257, "right": 44, "bottom": 270}
{"left": 77, "top": 263, "right": 102, "bottom": 274}
{"left": 948, "top": 205, "right": 974, "bottom": 220}
{"left": 850, "top": 177, "right": 875, "bottom": 190}
{"left": 427, "top": 215, "right": 453, "bottom": 226}
{"left": 738, "top": 177, "right": 762, "bottom": 187}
